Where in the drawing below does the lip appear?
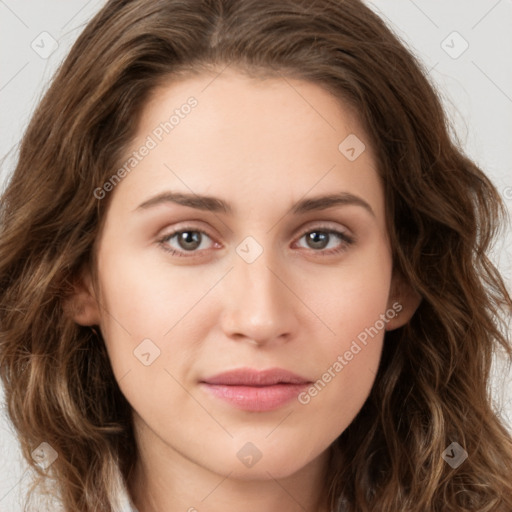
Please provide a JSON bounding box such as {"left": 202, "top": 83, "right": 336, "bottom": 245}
{"left": 200, "top": 367, "right": 311, "bottom": 412}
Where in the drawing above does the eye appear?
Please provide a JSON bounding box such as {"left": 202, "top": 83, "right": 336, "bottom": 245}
{"left": 294, "top": 225, "right": 354, "bottom": 255}
{"left": 157, "top": 224, "right": 354, "bottom": 258}
{"left": 158, "top": 228, "right": 217, "bottom": 256}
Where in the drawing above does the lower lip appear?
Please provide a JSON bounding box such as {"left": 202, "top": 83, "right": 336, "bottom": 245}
{"left": 200, "top": 383, "right": 309, "bottom": 412}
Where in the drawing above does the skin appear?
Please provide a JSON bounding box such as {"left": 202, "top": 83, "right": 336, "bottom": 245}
{"left": 71, "top": 68, "right": 420, "bottom": 512}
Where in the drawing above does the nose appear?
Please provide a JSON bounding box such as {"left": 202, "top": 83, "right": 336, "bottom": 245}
{"left": 218, "top": 246, "right": 298, "bottom": 347}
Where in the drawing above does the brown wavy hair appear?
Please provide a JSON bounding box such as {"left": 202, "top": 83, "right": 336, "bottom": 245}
{"left": 1, "top": 0, "right": 511, "bottom": 510}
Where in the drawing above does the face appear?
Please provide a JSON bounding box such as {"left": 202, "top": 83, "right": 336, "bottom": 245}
{"left": 76, "top": 68, "right": 413, "bottom": 481}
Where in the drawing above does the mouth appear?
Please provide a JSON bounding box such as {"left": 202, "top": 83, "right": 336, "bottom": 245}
{"left": 199, "top": 367, "right": 312, "bottom": 412}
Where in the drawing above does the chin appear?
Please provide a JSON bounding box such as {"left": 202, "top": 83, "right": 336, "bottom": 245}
{"left": 209, "top": 444, "right": 317, "bottom": 481}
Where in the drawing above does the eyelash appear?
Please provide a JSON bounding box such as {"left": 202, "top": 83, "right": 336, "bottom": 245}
{"left": 157, "top": 224, "right": 355, "bottom": 258}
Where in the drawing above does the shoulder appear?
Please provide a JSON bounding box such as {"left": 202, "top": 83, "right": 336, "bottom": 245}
{"left": 116, "top": 477, "right": 139, "bottom": 512}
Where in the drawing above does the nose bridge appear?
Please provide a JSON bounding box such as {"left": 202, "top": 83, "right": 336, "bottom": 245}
{"left": 220, "top": 237, "right": 296, "bottom": 343}
{"left": 237, "top": 248, "right": 281, "bottom": 307}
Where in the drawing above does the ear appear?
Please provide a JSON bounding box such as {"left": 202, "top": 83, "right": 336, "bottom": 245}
{"left": 385, "top": 269, "right": 422, "bottom": 331}
{"left": 63, "top": 267, "right": 102, "bottom": 326}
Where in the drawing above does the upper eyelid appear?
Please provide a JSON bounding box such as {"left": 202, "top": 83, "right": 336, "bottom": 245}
{"left": 296, "top": 222, "right": 351, "bottom": 236}
{"left": 161, "top": 220, "right": 350, "bottom": 235}
{"left": 160, "top": 223, "right": 216, "bottom": 241}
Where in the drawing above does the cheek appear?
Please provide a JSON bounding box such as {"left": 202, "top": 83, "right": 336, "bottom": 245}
{"left": 94, "top": 246, "right": 213, "bottom": 382}
{"left": 294, "top": 244, "right": 391, "bottom": 423}
{"left": 97, "top": 244, "right": 216, "bottom": 334}
{"left": 295, "top": 287, "right": 387, "bottom": 442}
{"left": 94, "top": 250, "right": 211, "bottom": 428}
{"left": 297, "top": 337, "right": 383, "bottom": 445}
{"left": 299, "top": 238, "right": 392, "bottom": 345}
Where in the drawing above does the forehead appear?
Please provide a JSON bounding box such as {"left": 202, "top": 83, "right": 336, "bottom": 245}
{"left": 107, "top": 68, "right": 385, "bottom": 227}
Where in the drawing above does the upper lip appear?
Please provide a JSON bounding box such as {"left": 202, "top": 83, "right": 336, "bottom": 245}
{"left": 201, "top": 367, "right": 311, "bottom": 386}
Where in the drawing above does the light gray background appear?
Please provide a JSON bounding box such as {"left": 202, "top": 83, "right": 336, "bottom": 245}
{"left": 1, "top": 1, "right": 511, "bottom": 510}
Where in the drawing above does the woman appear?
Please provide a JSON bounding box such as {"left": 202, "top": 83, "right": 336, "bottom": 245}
{"left": 1, "top": 0, "right": 511, "bottom": 511}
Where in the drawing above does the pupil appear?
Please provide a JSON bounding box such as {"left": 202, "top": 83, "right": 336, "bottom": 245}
{"left": 308, "top": 231, "right": 328, "bottom": 249}
{"left": 179, "top": 231, "right": 201, "bottom": 250}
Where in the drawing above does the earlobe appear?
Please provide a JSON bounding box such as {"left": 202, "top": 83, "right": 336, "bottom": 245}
{"left": 385, "top": 271, "right": 422, "bottom": 331}
{"left": 63, "top": 268, "right": 102, "bottom": 326}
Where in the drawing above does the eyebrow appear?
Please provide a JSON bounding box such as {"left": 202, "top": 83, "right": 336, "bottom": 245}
{"left": 135, "top": 191, "right": 375, "bottom": 217}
